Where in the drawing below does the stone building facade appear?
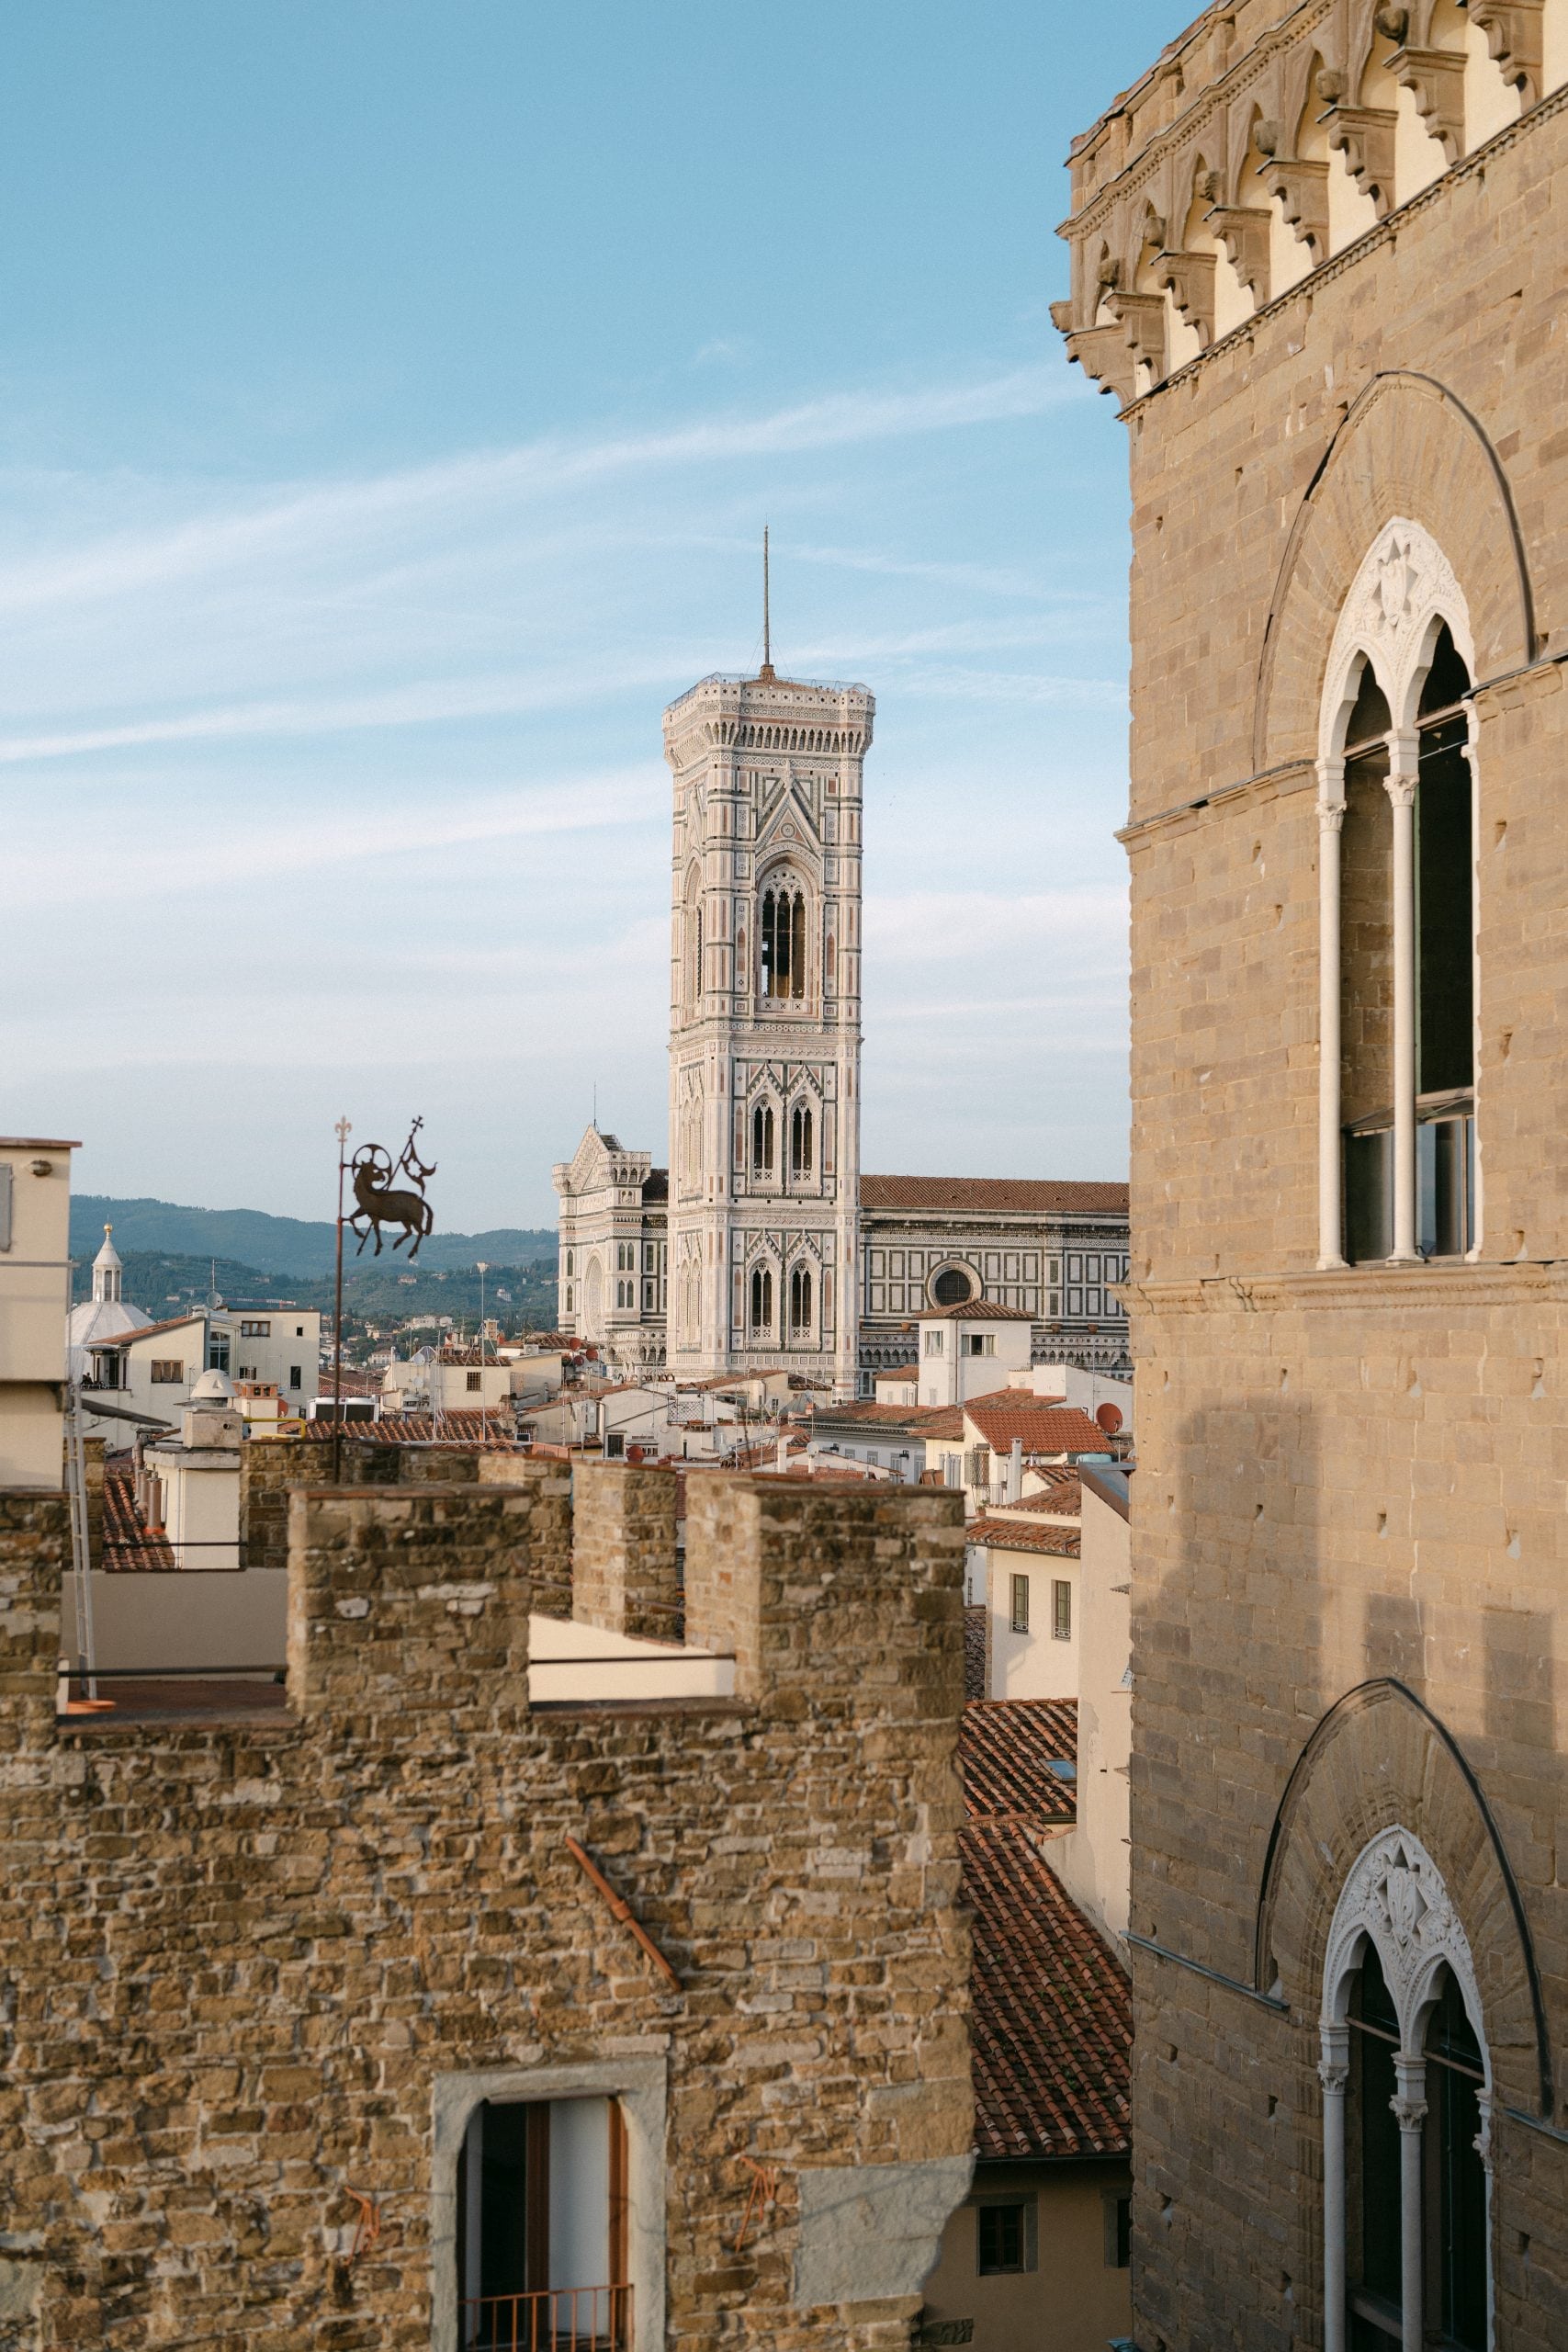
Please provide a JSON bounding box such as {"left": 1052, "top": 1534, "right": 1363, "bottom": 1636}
{"left": 1058, "top": 3, "right": 1568, "bottom": 2347}
{"left": 0, "top": 1464, "right": 973, "bottom": 2348}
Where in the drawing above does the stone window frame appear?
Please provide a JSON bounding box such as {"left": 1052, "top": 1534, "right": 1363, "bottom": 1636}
{"left": 1318, "top": 1824, "right": 1493, "bottom": 2352}
{"left": 1314, "top": 517, "right": 1481, "bottom": 1271}
{"left": 430, "top": 2053, "right": 667, "bottom": 2352}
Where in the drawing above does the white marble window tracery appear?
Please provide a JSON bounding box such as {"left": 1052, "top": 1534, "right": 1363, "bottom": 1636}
{"left": 1319, "top": 1826, "right": 1492, "bottom": 2352}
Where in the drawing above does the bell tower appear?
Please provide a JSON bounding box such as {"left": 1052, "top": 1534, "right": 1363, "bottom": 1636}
{"left": 663, "top": 619, "right": 870, "bottom": 1399}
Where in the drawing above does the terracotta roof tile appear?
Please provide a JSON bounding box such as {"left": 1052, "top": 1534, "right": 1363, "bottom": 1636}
{"left": 964, "top": 1398, "right": 1111, "bottom": 1457}
{"left": 960, "top": 1698, "right": 1077, "bottom": 1822}
{"left": 994, "top": 1476, "right": 1083, "bottom": 1521}
{"left": 100, "top": 1466, "right": 175, "bottom": 1571}
{"left": 861, "top": 1174, "right": 1129, "bottom": 1216}
{"left": 296, "top": 1413, "right": 522, "bottom": 1447}
{"left": 967, "top": 1515, "right": 1081, "bottom": 1558}
{"left": 87, "top": 1311, "right": 204, "bottom": 1351}
{"left": 919, "top": 1300, "right": 1035, "bottom": 1322}
{"left": 963, "top": 1819, "right": 1132, "bottom": 2158}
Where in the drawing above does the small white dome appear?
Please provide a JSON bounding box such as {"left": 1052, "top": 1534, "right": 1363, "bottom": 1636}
{"left": 190, "top": 1368, "right": 235, "bottom": 1403}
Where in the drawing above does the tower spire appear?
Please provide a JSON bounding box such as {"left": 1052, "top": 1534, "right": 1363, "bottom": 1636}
{"left": 759, "top": 526, "right": 775, "bottom": 682}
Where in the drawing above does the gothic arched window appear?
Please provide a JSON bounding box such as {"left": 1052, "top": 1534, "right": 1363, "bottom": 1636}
{"left": 683, "top": 865, "right": 703, "bottom": 1012}
{"left": 761, "top": 879, "right": 807, "bottom": 1001}
{"left": 791, "top": 1103, "right": 813, "bottom": 1178}
{"left": 1319, "top": 526, "right": 1478, "bottom": 1270}
{"left": 750, "top": 1266, "right": 773, "bottom": 1333}
{"left": 1322, "top": 1827, "right": 1492, "bottom": 2352}
{"left": 751, "top": 1102, "right": 774, "bottom": 1176}
{"left": 789, "top": 1264, "right": 812, "bottom": 1335}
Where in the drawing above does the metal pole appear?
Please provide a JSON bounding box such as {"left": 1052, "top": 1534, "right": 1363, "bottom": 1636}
{"left": 478, "top": 1261, "right": 489, "bottom": 1443}
{"left": 333, "top": 1116, "right": 351, "bottom": 1484}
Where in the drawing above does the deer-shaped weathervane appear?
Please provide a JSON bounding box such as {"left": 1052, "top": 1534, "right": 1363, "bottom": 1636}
{"left": 348, "top": 1118, "right": 437, "bottom": 1261}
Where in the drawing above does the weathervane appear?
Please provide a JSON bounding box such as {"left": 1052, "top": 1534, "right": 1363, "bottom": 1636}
{"left": 348, "top": 1120, "right": 437, "bottom": 1261}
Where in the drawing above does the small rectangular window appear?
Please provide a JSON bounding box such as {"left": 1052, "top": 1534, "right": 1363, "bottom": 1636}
{"left": 976, "top": 2198, "right": 1036, "bottom": 2274}
{"left": 239, "top": 1318, "right": 271, "bottom": 1339}
{"left": 289, "top": 1365, "right": 301, "bottom": 1389}
{"left": 466, "top": 1371, "right": 482, "bottom": 1393}
{"left": 150, "top": 1360, "right": 184, "bottom": 1384}
{"left": 924, "top": 1330, "right": 942, "bottom": 1357}
{"left": 1010, "top": 1574, "right": 1030, "bottom": 1634}
{"left": 1053, "top": 1578, "right": 1072, "bottom": 1641}
{"left": 1104, "top": 2192, "right": 1132, "bottom": 2267}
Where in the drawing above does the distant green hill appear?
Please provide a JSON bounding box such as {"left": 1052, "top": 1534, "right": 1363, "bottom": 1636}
{"left": 72, "top": 1194, "right": 554, "bottom": 1279}
{"left": 72, "top": 1248, "right": 560, "bottom": 1346}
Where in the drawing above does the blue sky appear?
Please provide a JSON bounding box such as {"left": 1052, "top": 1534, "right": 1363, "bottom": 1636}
{"left": 1, "top": 1, "right": 1184, "bottom": 1231}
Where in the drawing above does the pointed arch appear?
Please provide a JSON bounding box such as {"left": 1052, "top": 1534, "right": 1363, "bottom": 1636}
{"left": 1254, "top": 1677, "right": 1551, "bottom": 2117}
{"left": 1254, "top": 370, "right": 1535, "bottom": 770}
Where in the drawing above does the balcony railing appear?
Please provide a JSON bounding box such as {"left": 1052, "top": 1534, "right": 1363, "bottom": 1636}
{"left": 460, "top": 2284, "right": 632, "bottom": 2352}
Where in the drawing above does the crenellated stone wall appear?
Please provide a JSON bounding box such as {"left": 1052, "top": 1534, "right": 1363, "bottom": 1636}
{"left": 570, "top": 1462, "right": 682, "bottom": 1643}
{"left": 0, "top": 1471, "right": 971, "bottom": 2351}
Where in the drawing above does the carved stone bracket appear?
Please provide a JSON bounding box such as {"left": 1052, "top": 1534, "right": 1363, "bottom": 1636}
{"left": 1389, "top": 43, "right": 1469, "bottom": 161}
{"left": 1105, "top": 289, "right": 1169, "bottom": 383}
{"left": 1468, "top": 0, "right": 1544, "bottom": 100}
{"left": 1258, "top": 156, "right": 1329, "bottom": 258}
{"left": 1323, "top": 102, "right": 1400, "bottom": 213}
{"left": 1206, "top": 203, "right": 1271, "bottom": 299}
{"left": 1154, "top": 248, "right": 1217, "bottom": 345}
{"left": 1065, "top": 322, "right": 1140, "bottom": 407}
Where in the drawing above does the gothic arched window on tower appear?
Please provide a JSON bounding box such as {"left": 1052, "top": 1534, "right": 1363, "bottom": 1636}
{"left": 825, "top": 933, "right": 836, "bottom": 992}
{"left": 752, "top": 1102, "right": 774, "bottom": 1177}
{"left": 791, "top": 1103, "right": 813, "bottom": 1179}
{"left": 761, "top": 881, "right": 807, "bottom": 1001}
{"left": 683, "top": 866, "right": 703, "bottom": 1012}
{"left": 750, "top": 1266, "right": 773, "bottom": 1334}
{"left": 1339, "top": 628, "right": 1477, "bottom": 1264}
{"left": 789, "top": 1264, "right": 812, "bottom": 1335}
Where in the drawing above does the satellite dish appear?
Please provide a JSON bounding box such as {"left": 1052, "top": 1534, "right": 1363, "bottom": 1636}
{"left": 1095, "top": 1402, "right": 1123, "bottom": 1434}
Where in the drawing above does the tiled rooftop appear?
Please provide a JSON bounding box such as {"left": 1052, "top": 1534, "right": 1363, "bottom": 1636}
{"left": 964, "top": 1398, "right": 1111, "bottom": 1457}
{"left": 959, "top": 1698, "right": 1077, "bottom": 1824}
{"left": 966, "top": 1515, "right": 1082, "bottom": 1559}
{"left": 860, "top": 1174, "right": 1130, "bottom": 1216}
{"left": 100, "top": 1466, "right": 174, "bottom": 1571}
{"left": 963, "top": 1818, "right": 1132, "bottom": 2159}
{"left": 958, "top": 1695, "right": 1130, "bottom": 2158}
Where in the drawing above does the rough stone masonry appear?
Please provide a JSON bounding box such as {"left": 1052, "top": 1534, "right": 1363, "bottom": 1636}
{"left": 0, "top": 1464, "right": 973, "bottom": 2350}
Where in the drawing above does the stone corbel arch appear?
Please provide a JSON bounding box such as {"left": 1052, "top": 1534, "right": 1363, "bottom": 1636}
{"left": 1255, "top": 1678, "right": 1551, "bottom": 2117}
{"left": 1254, "top": 371, "right": 1536, "bottom": 772}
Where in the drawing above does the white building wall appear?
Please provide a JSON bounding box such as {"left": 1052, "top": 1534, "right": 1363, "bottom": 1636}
{"left": 0, "top": 1138, "right": 74, "bottom": 1489}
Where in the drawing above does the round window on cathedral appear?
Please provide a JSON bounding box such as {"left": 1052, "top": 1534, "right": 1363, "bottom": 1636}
{"left": 931, "top": 1265, "right": 976, "bottom": 1307}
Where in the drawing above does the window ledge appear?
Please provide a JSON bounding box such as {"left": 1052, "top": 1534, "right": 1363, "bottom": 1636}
{"left": 1127, "top": 1258, "right": 1568, "bottom": 1315}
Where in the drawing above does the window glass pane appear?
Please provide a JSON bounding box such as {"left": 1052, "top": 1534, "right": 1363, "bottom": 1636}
{"left": 977, "top": 2202, "right": 1025, "bottom": 2273}
{"left": 1351, "top": 1945, "right": 1402, "bottom": 2312}
{"left": 1341, "top": 750, "right": 1393, "bottom": 1129}
{"left": 1416, "top": 718, "right": 1474, "bottom": 1094}
{"left": 1010, "top": 1574, "right": 1029, "bottom": 1634}
{"left": 1345, "top": 1129, "right": 1393, "bottom": 1264}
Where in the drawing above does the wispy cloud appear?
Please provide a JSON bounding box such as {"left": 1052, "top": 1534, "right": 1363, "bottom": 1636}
{"left": 6, "top": 768, "right": 665, "bottom": 904}
{"left": 0, "top": 365, "right": 1080, "bottom": 619}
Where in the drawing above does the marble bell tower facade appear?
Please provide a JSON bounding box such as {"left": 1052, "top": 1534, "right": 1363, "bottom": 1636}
{"left": 663, "top": 650, "right": 871, "bottom": 1400}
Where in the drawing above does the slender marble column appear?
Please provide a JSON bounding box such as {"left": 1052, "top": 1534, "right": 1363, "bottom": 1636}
{"left": 1385, "top": 738, "right": 1420, "bottom": 1262}
{"left": 1393, "top": 2056, "right": 1427, "bottom": 2352}
{"left": 1463, "top": 704, "right": 1483, "bottom": 1259}
{"left": 1318, "top": 763, "right": 1347, "bottom": 1269}
{"left": 1320, "top": 2029, "right": 1350, "bottom": 2352}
